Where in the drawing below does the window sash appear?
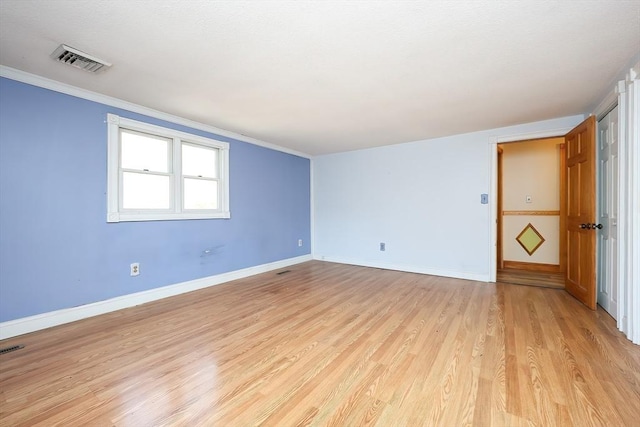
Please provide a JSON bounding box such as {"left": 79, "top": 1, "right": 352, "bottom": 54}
{"left": 182, "top": 176, "right": 219, "bottom": 211}
{"left": 119, "top": 170, "right": 173, "bottom": 212}
{"left": 120, "top": 128, "right": 172, "bottom": 174}
{"left": 182, "top": 142, "right": 218, "bottom": 179}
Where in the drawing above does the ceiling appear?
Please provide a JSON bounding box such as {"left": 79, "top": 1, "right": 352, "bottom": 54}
{"left": 0, "top": 1, "right": 638, "bottom": 156}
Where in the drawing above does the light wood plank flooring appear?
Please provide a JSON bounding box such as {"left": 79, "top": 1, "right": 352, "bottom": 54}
{"left": 1, "top": 261, "right": 638, "bottom": 426}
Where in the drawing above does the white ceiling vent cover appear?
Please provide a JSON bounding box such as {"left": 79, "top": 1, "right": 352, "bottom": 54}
{"left": 51, "top": 44, "right": 111, "bottom": 73}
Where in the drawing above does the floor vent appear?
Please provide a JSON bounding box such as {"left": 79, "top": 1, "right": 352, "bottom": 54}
{"left": 0, "top": 344, "right": 24, "bottom": 355}
{"left": 276, "top": 270, "right": 291, "bottom": 275}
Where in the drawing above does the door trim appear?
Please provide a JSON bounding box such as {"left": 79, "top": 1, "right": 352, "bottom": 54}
{"left": 559, "top": 143, "right": 567, "bottom": 273}
{"left": 489, "top": 126, "right": 574, "bottom": 283}
{"left": 497, "top": 146, "right": 503, "bottom": 269}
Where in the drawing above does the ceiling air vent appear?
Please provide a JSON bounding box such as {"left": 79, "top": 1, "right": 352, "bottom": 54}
{"left": 51, "top": 44, "right": 111, "bottom": 73}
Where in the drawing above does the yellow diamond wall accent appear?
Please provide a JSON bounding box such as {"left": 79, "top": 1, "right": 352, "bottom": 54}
{"left": 516, "top": 223, "right": 545, "bottom": 256}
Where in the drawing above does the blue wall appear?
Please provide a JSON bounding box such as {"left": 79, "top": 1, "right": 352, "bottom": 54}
{"left": 0, "top": 77, "right": 311, "bottom": 322}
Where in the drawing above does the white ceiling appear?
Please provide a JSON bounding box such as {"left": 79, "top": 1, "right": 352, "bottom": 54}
{"left": 0, "top": 1, "right": 638, "bottom": 156}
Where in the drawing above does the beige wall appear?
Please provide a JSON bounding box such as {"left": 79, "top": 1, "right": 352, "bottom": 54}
{"left": 502, "top": 138, "right": 563, "bottom": 264}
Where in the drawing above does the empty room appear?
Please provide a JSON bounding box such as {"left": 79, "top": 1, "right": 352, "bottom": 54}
{"left": 1, "top": 1, "right": 639, "bottom": 426}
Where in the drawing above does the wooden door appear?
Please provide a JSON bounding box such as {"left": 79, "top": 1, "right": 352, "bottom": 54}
{"left": 565, "top": 116, "right": 597, "bottom": 309}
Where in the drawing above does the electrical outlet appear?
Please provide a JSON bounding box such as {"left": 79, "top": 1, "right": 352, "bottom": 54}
{"left": 130, "top": 262, "right": 140, "bottom": 276}
{"left": 298, "top": 239, "right": 303, "bottom": 247}
{"left": 380, "top": 242, "right": 386, "bottom": 251}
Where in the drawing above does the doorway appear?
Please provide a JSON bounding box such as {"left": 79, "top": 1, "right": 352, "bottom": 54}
{"left": 490, "top": 117, "right": 599, "bottom": 310}
{"left": 496, "top": 137, "right": 566, "bottom": 289}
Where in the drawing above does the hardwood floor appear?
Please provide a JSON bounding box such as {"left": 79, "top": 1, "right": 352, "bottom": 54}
{"left": 497, "top": 268, "right": 565, "bottom": 289}
{"left": 1, "top": 261, "right": 638, "bottom": 426}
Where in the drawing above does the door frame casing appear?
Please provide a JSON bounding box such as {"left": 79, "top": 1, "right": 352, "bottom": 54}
{"left": 497, "top": 146, "right": 503, "bottom": 270}
{"left": 488, "top": 127, "right": 574, "bottom": 283}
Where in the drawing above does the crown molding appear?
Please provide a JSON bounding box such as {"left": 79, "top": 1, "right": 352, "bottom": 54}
{"left": 0, "top": 65, "right": 312, "bottom": 159}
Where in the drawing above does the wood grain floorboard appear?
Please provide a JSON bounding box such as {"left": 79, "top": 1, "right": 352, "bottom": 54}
{"left": 1, "top": 261, "right": 638, "bottom": 426}
{"left": 497, "top": 268, "right": 565, "bottom": 289}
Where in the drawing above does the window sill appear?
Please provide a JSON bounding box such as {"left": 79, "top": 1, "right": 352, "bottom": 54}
{"left": 107, "top": 211, "right": 231, "bottom": 223}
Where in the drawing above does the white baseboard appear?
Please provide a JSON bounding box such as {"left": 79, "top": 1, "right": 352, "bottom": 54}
{"left": 0, "top": 254, "right": 312, "bottom": 340}
{"left": 315, "top": 256, "right": 489, "bottom": 283}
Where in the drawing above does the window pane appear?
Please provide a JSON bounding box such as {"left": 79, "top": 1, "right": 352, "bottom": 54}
{"left": 122, "top": 172, "right": 170, "bottom": 209}
{"left": 184, "top": 178, "right": 218, "bottom": 210}
{"left": 182, "top": 144, "right": 217, "bottom": 178}
{"left": 121, "top": 129, "right": 169, "bottom": 172}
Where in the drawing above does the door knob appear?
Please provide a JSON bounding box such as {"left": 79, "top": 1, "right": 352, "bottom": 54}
{"left": 593, "top": 223, "right": 603, "bottom": 229}
{"left": 580, "top": 223, "right": 591, "bottom": 229}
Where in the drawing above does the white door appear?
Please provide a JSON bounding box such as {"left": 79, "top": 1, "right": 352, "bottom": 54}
{"left": 597, "top": 106, "right": 619, "bottom": 317}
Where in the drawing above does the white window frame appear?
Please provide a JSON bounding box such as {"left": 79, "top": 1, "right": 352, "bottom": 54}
{"left": 107, "top": 113, "right": 230, "bottom": 222}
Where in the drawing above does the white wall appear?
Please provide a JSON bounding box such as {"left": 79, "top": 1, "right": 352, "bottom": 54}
{"left": 313, "top": 115, "right": 584, "bottom": 281}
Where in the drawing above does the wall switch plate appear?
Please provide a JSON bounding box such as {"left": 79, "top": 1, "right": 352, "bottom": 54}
{"left": 480, "top": 194, "right": 488, "bottom": 204}
{"left": 526, "top": 195, "right": 532, "bottom": 203}
{"left": 298, "top": 239, "right": 303, "bottom": 247}
{"left": 380, "top": 242, "right": 386, "bottom": 251}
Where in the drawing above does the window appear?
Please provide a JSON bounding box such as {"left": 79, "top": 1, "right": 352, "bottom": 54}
{"left": 107, "top": 114, "right": 229, "bottom": 222}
